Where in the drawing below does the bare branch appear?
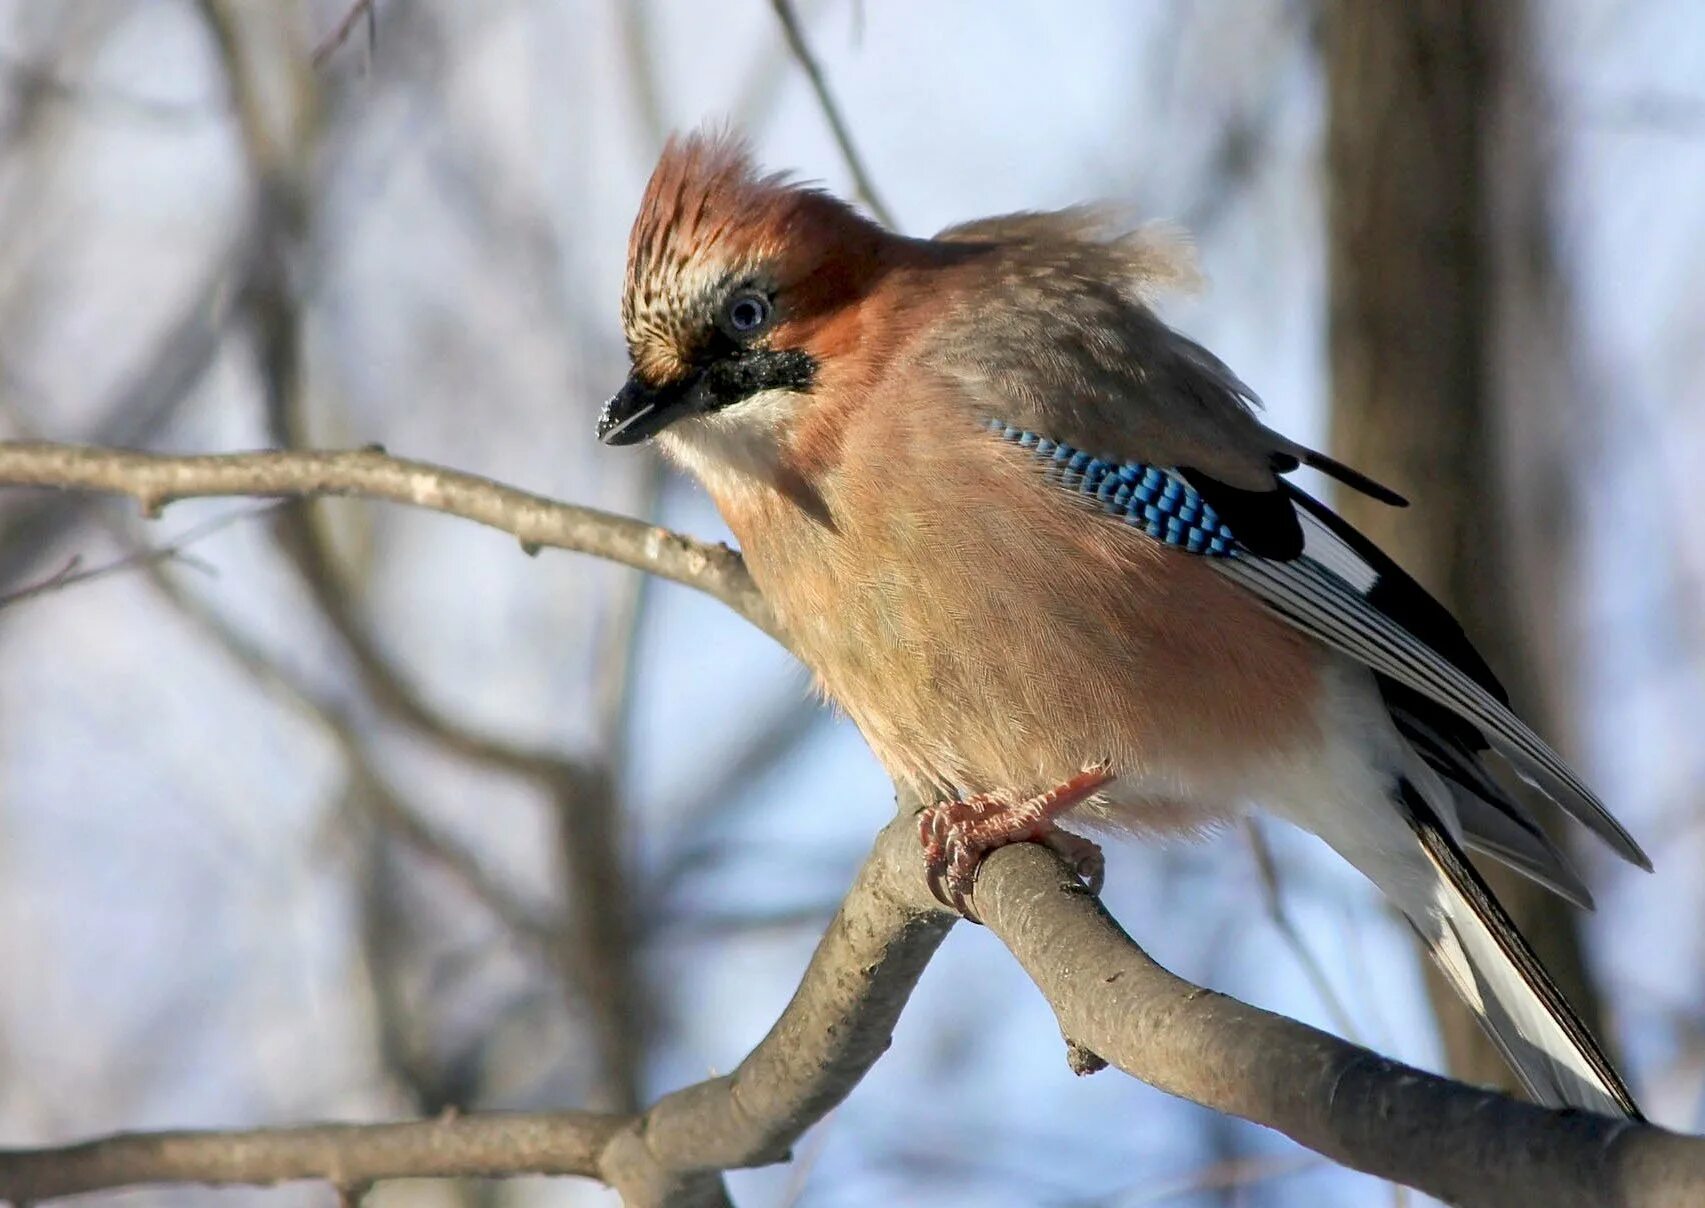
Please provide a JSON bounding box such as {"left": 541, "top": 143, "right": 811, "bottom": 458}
{"left": 966, "top": 841, "right": 1705, "bottom": 1208}
{"left": 766, "top": 0, "right": 895, "bottom": 228}
{"left": 3, "top": 815, "right": 1703, "bottom": 1205}
{"left": 0, "top": 442, "right": 775, "bottom": 637}
{"left": 0, "top": 817, "right": 954, "bottom": 1206}
{"left": 312, "top": 0, "right": 379, "bottom": 69}
{"left": 0, "top": 1111, "right": 622, "bottom": 1201}
{"left": 0, "top": 502, "right": 274, "bottom": 612}
{"left": 4, "top": 447, "right": 1704, "bottom": 1204}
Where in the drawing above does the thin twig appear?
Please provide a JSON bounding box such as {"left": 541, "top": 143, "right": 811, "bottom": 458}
{"left": 0, "top": 502, "right": 274, "bottom": 612}
{"left": 0, "top": 553, "right": 82, "bottom": 606}
{"left": 766, "top": 0, "right": 895, "bottom": 227}
{"left": 312, "top": 0, "right": 378, "bottom": 68}
{"left": 1243, "top": 819, "right": 1363, "bottom": 1042}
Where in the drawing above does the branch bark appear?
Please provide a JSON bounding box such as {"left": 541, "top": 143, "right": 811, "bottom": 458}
{"left": 970, "top": 843, "right": 1701, "bottom": 1208}
{"left": 2, "top": 442, "right": 1704, "bottom": 1206}
{"left": 0, "top": 1112, "right": 622, "bottom": 1202}
{"left": 0, "top": 818, "right": 953, "bottom": 1207}
{"left": 0, "top": 442, "right": 774, "bottom": 635}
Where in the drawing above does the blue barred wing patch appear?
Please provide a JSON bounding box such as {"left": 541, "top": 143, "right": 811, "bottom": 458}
{"left": 987, "top": 419, "right": 1237, "bottom": 556}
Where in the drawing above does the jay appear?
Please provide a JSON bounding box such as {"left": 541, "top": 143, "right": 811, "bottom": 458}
{"left": 598, "top": 131, "right": 1649, "bottom": 1119}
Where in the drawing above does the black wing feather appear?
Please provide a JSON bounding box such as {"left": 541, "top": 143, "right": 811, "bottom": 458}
{"left": 1170, "top": 465, "right": 1647, "bottom": 869}
{"left": 1285, "top": 487, "right": 1507, "bottom": 704}
{"left": 1177, "top": 464, "right": 1505, "bottom": 701}
{"left": 1178, "top": 470, "right": 1303, "bottom": 560}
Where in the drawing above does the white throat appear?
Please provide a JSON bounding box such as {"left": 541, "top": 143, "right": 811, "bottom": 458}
{"left": 655, "top": 388, "right": 805, "bottom": 498}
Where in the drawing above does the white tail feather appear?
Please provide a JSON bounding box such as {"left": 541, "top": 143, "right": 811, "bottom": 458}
{"left": 1396, "top": 783, "right": 1639, "bottom": 1117}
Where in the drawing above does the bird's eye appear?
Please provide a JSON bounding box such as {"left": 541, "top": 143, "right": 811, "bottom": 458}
{"left": 723, "top": 290, "right": 771, "bottom": 336}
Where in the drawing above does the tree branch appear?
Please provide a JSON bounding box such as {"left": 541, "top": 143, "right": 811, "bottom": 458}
{"left": 767, "top": 0, "right": 895, "bottom": 228}
{"left": 967, "top": 842, "right": 1705, "bottom": 1208}
{"left": 0, "top": 1111, "right": 621, "bottom": 1202}
{"left": 4, "top": 819, "right": 1703, "bottom": 1206}
{"left": 0, "top": 818, "right": 953, "bottom": 1206}
{"left": 0, "top": 441, "right": 775, "bottom": 636}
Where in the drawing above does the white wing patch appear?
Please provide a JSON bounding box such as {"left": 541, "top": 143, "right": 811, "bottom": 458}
{"left": 1297, "top": 508, "right": 1380, "bottom": 593}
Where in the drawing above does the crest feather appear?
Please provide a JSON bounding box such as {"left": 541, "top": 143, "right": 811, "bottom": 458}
{"left": 623, "top": 127, "right": 863, "bottom": 382}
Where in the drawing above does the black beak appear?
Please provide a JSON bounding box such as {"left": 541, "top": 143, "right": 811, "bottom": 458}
{"left": 598, "top": 347, "right": 816, "bottom": 445}
{"left": 597, "top": 374, "right": 683, "bottom": 445}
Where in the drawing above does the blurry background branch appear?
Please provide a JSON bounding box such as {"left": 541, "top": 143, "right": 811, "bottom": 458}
{"left": 0, "top": 500, "right": 269, "bottom": 612}
{"left": 312, "top": 0, "right": 378, "bottom": 69}
{"left": 766, "top": 0, "right": 894, "bottom": 227}
{"left": 0, "top": 437, "right": 761, "bottom": 1123}
{"left": 212, "top": 0, "right": 655, "bottom": 1110}
{"left": 0, "top": 228, "right": 256, "bottom": 594}
{"left": 0, "top": 815, "right": 957, "bottom": 1208}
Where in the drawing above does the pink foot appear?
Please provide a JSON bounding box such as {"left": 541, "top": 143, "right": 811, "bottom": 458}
{"left": 917, "top": 764, "right": 1114, "bottom": 919}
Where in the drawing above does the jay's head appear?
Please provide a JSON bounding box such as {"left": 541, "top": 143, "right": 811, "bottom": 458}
{"left": 598, "top": 130, "right": 901, "bottom": 464}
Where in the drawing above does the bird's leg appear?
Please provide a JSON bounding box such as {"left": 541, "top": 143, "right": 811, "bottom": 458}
{"left": 917, "top": 764, "right": 1114, "bottom": 919}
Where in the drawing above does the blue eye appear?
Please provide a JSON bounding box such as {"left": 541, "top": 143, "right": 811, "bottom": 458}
{"left": 724, "top": 291, "right": 771, "bottom": 335}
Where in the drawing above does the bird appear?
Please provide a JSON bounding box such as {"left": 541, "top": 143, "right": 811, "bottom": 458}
{"left": 597, "top": 129, "right": 1650, "bottom": 1120}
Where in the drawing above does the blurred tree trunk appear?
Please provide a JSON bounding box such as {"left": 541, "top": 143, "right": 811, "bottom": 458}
{"left": 1322, "top": 0, "right": 1614, "bottom": 1092}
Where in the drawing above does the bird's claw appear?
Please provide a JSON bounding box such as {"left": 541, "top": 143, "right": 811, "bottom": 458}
{"left": 917, "top": 801, "right": 990, "bottom": 917}
{"left": 916, "top": 763, "right": 1114, "bottom": 922}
